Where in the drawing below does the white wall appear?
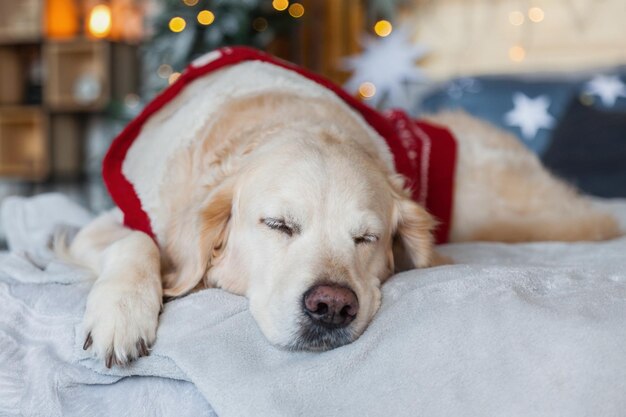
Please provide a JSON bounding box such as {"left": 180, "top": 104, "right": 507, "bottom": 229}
{"left": 401, "top": 0, "right": 626, "bottom": 78}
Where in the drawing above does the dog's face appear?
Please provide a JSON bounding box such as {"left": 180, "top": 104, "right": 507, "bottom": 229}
{"left": 182, "top": 131, "right": 435, "bottom": 351}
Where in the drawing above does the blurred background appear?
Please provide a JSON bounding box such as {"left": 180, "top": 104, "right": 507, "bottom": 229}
{"left": 0, "top": 0, "right": 625, "bottom": 246}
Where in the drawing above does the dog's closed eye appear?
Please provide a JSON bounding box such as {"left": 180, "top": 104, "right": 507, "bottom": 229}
{"left": 353, "top": 234, "right": 379, "bottom": 245}
{"left": 262, "top": 217, "right": 300, "bottom": 237}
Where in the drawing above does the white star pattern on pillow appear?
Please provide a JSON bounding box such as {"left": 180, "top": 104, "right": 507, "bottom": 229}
{"left": 504, "top": 93, "right": 555, "bottom": 140}
{"left": 585, "top": 75, "right": 626, "bottom": 107}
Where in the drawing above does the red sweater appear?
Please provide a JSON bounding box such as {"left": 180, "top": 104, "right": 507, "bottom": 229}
{"left": 103, "top": 47, "right": 456, "bottom": 244}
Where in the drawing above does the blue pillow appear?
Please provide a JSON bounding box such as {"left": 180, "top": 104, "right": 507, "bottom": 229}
{"left": 417, "top": 76, "right": 578, "bottom": 155}
{"left": 414, "top": 70, "right": 626, "bottom": 197}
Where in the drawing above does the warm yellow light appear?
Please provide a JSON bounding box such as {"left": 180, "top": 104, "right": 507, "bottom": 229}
{"left": 252, "top": 17, "right": 268, "bottom": 32}
{"left": 272, "top": 0, "right": 289, "bottom": 11}
{"left": 509, "top": 45, "right": 526, "bottom": 62}
{"left": 183, "top": 0, "right": 199, "bottom": 5}
{"left": 169, "top": 17, "right": 186, "bottom": 33}
{"left": 169, "top": 72, "right": 181, "bottom": 85}
{"left": 197, "top": 10, "right": 215, "bottom": 25}
{"left": 374, "top": 20, "right": 392, "bottom": 37}
{"left": 358, "top": 82, "right": 376, "bottom": 99}
{"left": 88, "top": 4, "right": 112, "bottom": 38}
{"left": 288, "top": 3, "right": 305, "bottom": 18}
{"left": 508, "top": 11, "right": 524, "bottom": 26}
{"left": 528, "top": 7, "right": 545, "bottom": 23}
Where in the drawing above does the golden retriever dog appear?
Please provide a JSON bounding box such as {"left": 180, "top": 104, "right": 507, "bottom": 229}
{"left": 61, "top": 55, "right": 620, "bottom": 368}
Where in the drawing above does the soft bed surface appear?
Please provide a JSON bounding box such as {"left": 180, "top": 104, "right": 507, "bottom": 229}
{"left": 1, "top": 194, "right": 625, "bottom": 417}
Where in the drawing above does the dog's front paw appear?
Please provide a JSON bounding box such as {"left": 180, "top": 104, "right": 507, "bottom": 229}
{"left": 82, "top": 278, "right": 161, "bottom": 368}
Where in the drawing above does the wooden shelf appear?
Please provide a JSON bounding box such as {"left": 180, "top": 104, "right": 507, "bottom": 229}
{"left": 0, "top": 48, "right": 24, "bottom": 105}
{"left": 44, "top": 40, "right": 111, "bottom": 112}
{"left": 0, "top": 1, "right": 142, "bottom": 184}
{"left": 0, "top": 107, "right": 49, "bottom": 181}
{"left": 43, "top": 39, "right": 139, "bottom": 112}
{"left": 0, "top": 0, "right": 42, "bottom": 43}
{"left": 49, "top": 114, "right": 83, "bottom": 179}
{"left": 0, "top": 37, "right": 43, "bottom": 46}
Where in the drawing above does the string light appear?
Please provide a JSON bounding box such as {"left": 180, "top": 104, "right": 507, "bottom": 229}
{"left": 358, "top": 82, "right": 376, "bottom": 99}
{"left": 509, "top": 45, "right": 526, "bottom": 62}
{"left": 197, "top": 10, "right": 215, "bottom": 25}
{"left": 374, "top": 20, "right": 392, "bottom": 37}
{"left": 252, "top": 17, "right": 268, "bottom": 32}
{"left": 169, "top": 16, "right": 186, "bottom": 33}
{"left": 169, "top": 72, "right": 181, "bottom": 85}
{"left": 183, "top": 0, "right": 198, "bottom": 5}
{"left": 288, "top": 3, "right": 304, "bottom": 18}
{"left": 272, "top": 0, "right": 289, "bottom": 11}
{"left": 508, "top": 11, "right": 524, "bottom": 26}
{"left": 528, "top": 7, "right": 545, "bottom": 23}
{"left": 87, "top": 4, "right": 112, "bottom": 38}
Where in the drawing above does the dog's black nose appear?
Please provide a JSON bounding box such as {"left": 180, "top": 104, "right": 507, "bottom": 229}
{"left": 303, "top": 284, "right": 358, "bottom": 328}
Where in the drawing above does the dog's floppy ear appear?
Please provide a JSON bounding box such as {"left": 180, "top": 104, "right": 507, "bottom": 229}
{"left": 389, "top": 175, "right": 437, "bottom": 271}
{"left": 162, "top": 179, "right": 234, "bottom": 297}
{"left": 392, "top": 197, "right": 436, "bottom": 271}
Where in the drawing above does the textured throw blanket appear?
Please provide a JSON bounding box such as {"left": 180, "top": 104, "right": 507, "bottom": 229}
{"left": 1, "top": 193, "right": 626, "bottom": 417}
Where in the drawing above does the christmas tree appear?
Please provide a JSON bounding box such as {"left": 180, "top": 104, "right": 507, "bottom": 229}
{"left": 143, "top": 0, "right": 298, "bottom": 97}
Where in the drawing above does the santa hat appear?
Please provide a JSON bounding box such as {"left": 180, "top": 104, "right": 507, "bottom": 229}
{"left": 103, "top": 46, "right": 456, "bottom": 244}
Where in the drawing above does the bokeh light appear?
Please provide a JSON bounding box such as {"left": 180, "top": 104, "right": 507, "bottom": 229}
{"left": 272, "top": 0, "right": 289, "bottom": 11}
{"left": 124, "top": 93, "right": 140, "bottom": 109}
{"left": 157, "top": 64, "right": 173, "bottom": 79}
{"left": 528, "top": 7, "right": 545, "bottom": 23}
{"left": 252, "top": 17, "right": 268, "bottom": 32}
{"left": 374, "top": 20, "right": 392, "bottom": 37}
{"left": 87, "top": 4, "right": 112, "bottom": 38}
{"left": 358, "top": 82, "right": 376, "bottom": 99}
{"left": 288, "top": 3, "right": 305, "bottom": 18}
{"left": 197, "top": 10, "right": 215, "bottom": 25}
{"left": 168, "top": 72, "right": 181, "bottom": 85}
{"left": 509, "top": 45, "right": 526, "bottom": 62}
{"left": 508, "top": 11, "right": 524, "bottom": 26}
{"left": 169, "top": 17, "right": 186, "bottom": 33}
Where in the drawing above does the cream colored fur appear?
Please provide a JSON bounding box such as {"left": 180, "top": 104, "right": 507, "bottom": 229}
{"left": 66, "top": 95, "right": 620, "bottom": 366}
{"left": 426, "top": 111, "right": 620, "bottom": 242}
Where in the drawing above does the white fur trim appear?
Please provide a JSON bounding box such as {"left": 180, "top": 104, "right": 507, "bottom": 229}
{"left": 191, "top": 50, "right": 222, "bottom": 68}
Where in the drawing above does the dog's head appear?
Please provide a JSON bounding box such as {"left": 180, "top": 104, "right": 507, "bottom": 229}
{"left": 165, "top": 129, "right": 436, "bottom": 351}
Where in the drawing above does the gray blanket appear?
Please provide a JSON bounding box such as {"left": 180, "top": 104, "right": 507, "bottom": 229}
{"left": 2, "top": 193, "right": 626, "bottom": 417}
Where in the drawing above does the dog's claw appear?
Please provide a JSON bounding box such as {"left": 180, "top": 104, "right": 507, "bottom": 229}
{"left": 83, "top": 332, "right": 93, "bottom": 350}
{"left": 105, "top": 353, "right": 114, "bottom": 369}
{"left": 102, "top": 340, "right": 151, "bottom": 368}
{"left": 136, "top": 339, "right": 150, "bottom": 358}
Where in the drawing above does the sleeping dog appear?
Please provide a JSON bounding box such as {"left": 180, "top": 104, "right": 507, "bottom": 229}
{"left": 61, "top": 48, "right": 619, "bottom": 367}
